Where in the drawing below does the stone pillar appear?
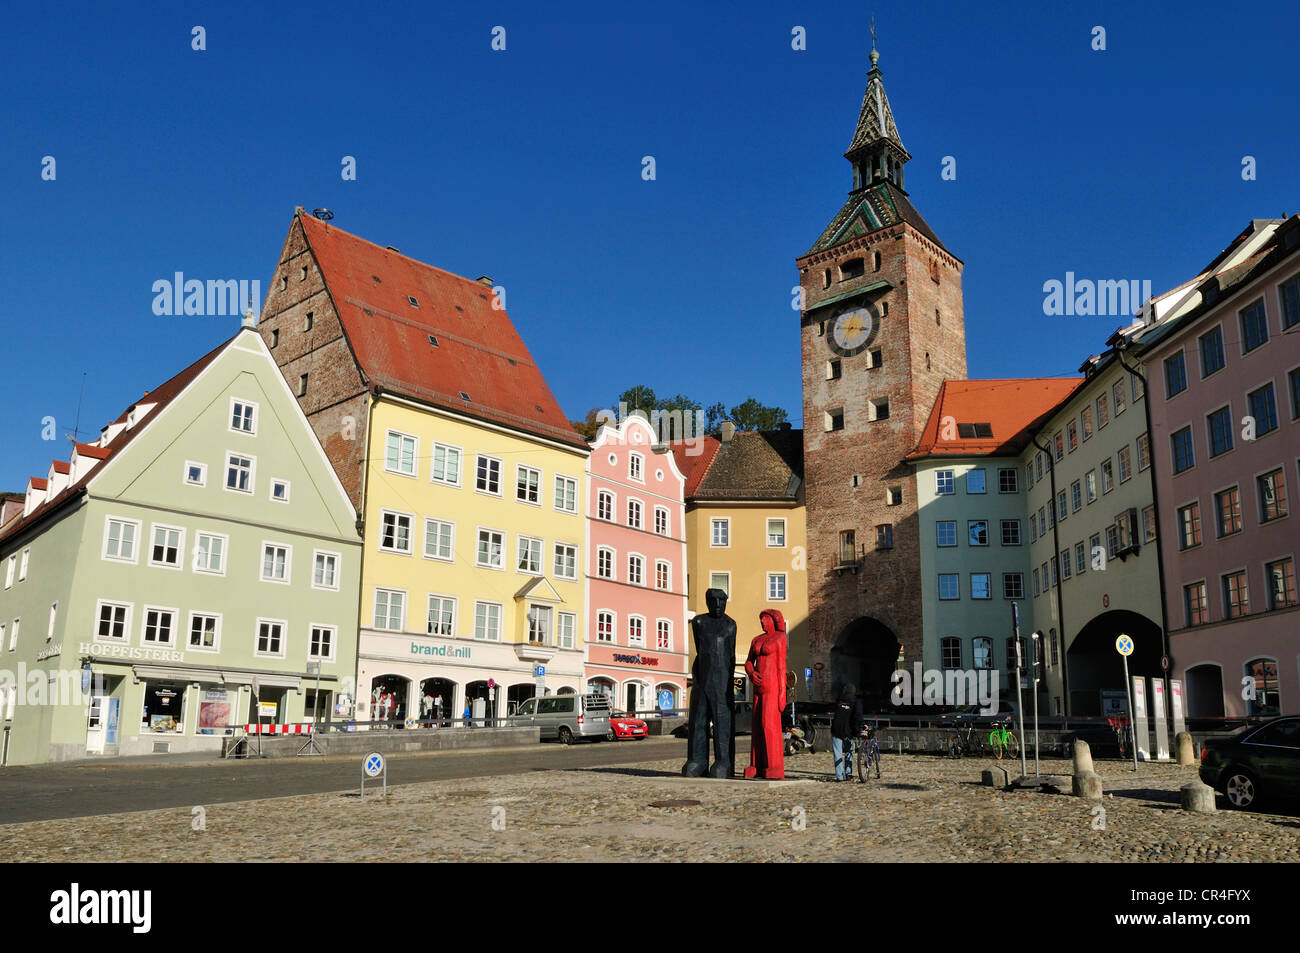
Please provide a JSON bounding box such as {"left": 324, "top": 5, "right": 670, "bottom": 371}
{"left": 1072, "top": 770, "right": 1103, "bottom": 799}
{"left": 1072, "top": 738, "right": 1094, "bottom": 775}
{"left": 1175, "top": 732, "right": 1196, "bottom": 765}
{"left": 1180, "top": 781, "right": 1215, "bottom": 813}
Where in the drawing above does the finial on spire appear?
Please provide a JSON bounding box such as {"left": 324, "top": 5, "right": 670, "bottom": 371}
{"left": 869, "top": 17, "right": 879, "bottom": 67}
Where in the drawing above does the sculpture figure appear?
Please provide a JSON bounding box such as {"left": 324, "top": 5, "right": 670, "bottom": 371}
{"left": 744, "top": 609, "right": 788, "bottom": 780}
{"left": 682, "top": 588, "right": 737, "bottom": 778}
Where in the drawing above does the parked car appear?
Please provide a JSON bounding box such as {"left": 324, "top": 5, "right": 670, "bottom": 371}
{"left": 607, "top": 710, "right": 648, "bottom": 740}
{"left": 937, "top": 699, "right": 1020, "bottom": 726}
{"left": 512, "top": 693, "right": 611, "bottom": 743}
{"left": 1199, "top": 715, "right": 1300, "bottom": 811}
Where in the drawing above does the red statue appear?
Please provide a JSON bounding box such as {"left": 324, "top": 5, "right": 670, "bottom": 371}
{"left": 744, "top": 609, "right": 788, "bottom": 780}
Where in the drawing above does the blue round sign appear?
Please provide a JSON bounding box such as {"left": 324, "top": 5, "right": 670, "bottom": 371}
{"left": 657, "top": 689, "right": 674, "bottom": 711}
{"left": 363, "top": 752, "right": 385, "bottom": 777}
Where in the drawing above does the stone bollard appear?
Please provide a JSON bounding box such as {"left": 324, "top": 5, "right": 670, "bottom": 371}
{"left": 1180, "top": 781, "right": 1216, "bottom": 813}
{"left": 1176, "top": 732, "right": 1196, "bottom": 765}
{"left": 1072, "top": 738, "right": 1094, "bottom": 775}
{"left": 1072, "top": 770, "right": 1103, "bottom": 800}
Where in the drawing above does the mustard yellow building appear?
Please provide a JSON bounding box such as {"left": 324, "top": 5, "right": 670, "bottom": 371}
{"left": 257, "top": 210, "right": 591, "bottom": 723}
{"left": 671, "top": 427, "right": 809, "bottom": 701}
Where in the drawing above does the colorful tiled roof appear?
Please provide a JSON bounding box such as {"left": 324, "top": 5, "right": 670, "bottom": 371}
{"left": 908, "top": 378, "right": 1084, "bottom": 460}
{"left": 298, "top": 213, "right": 587, "bottom": 450}
{"left": 806, "top": 180, "right": 951, "bottom": 256}
{"left": 668, "top": 436, "right": 721, "bottom": 498}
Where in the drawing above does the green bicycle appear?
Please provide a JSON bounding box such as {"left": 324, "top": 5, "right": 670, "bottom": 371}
{"left": 988, "top": 719, "right": 1019, "bottom": 760}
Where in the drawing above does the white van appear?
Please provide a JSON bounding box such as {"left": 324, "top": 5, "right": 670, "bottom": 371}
{"left": 514, "top": 694, "right": 611, "bottom": 743}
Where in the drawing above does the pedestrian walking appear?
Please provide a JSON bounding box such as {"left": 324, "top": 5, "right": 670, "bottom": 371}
{"left": 830, "top": 683, "right": 862, "bottom": 781}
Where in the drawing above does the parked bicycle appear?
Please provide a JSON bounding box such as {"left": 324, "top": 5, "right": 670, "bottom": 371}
{"left": 856, "top": 720, "right": 882, "bottom": 781}
{"left": 988, "top": 718, "right": 1019, "bottom": 760}
{"left": 1107, "top": 714, "right": 1130, "bottom": 759}
{"left": 946, "top": 718, "right": 983, "bottom": 758}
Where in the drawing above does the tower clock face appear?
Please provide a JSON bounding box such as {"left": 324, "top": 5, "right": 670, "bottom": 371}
{"left": 829, "top": 305, "right": 877, "bottom": 356}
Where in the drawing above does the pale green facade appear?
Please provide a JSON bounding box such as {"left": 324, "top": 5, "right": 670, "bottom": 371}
{"left": 0, "top": 328, "right": 361, "bottom": 764}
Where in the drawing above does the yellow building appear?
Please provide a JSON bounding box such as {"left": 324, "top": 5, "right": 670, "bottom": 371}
{"left": 671, "top": 427, "right": 809, "bottom": 701}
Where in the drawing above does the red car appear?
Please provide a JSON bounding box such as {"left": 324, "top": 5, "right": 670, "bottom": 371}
{"left": 607, "top": 710, "right": 648, "bottom": 740}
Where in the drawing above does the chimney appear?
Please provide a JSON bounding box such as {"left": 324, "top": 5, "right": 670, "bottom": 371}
{"left": 720, "top": 420, "right": 736, "bottom": 443}
{"left": 477, "top": 276, "right": 494, "bottom": 287}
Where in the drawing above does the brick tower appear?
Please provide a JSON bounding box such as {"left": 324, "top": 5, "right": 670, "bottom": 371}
{"left": 797, "top": 40, "right": 966, "bottom": 706}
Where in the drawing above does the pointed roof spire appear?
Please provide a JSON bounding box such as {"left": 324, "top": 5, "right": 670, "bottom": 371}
{"left": 844, "top": 23, "right": 908, "bottom": 162}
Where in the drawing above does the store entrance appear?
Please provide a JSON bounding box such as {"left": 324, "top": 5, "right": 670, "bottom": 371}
{"left": 420, "top": 678, "right": 456, "bottom": 725}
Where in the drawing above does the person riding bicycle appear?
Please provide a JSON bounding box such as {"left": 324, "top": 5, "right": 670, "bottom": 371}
{"left": 830, "top": 683, "right": 862, "bottom": 781}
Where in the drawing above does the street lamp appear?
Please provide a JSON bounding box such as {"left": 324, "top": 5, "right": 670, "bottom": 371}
{"left": 1030, "top": 631, "right": 1042, "bottom": 776}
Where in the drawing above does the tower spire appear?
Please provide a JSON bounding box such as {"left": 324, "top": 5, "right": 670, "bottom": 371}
{"left": 845, "top": 23, "right": 910, "bottom": 192}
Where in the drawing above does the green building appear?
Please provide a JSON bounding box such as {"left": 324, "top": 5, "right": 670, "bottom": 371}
{"left": 0, "top": 321, "right": 360, "bottom": 764}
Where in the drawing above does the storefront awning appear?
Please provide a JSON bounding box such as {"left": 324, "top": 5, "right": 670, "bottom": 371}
{"left": 222, "top": 673, "right": 303, "bottom": 689}
{"left": 133, "top": 665, "right": 224, "bottom": 683}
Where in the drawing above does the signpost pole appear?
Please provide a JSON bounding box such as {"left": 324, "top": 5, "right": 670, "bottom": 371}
{"left": 1030, "top": 631, "right": 1040, "bottom": 777}
{"left": 1012, "top": 603, "right": 1027, "bottom": 779}
{"left": 1116, "top": 633, "right": 1138, "bottom": 773}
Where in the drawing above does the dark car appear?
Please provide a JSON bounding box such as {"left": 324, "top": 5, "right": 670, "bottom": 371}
{"left": 1199, "top": 715, "right": 1300, "bottom": 810}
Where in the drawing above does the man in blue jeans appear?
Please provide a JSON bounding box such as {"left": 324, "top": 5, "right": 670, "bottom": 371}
{"left": 830, "top": 683, "right": 862, "bottom": 781}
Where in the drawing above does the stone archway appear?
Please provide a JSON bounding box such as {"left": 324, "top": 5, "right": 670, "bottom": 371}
{"left": 1185, "top": 663, "right": 1225, "bottom": 718}
{"left": 1066, "top": 610, "right": 1162, "bottom": 715}
{"left": 830, "top": 617, "right": 900, "bottom": 713}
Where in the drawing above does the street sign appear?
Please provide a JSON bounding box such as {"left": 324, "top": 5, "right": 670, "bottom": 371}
{"left": 404, "top": 717, "right": 416, "bottom": 729}
{"left": 363, "top": 752, "right": 384, "bottom": 777}
{"left": 1115, "top": 634, "right": 1134, "bottom": 656}
{"left": 487, "top": 678, "right": 496, "bottom": 689}
{"left": 1160, "top": 654, "right": 1170, "bottom": 672}
{"left": 534, "top": 665, "right": 546, "bottom": 677}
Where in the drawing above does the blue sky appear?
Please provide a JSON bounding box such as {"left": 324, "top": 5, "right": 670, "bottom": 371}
{"left": 2, "top": 0, "right": 1298, "bottom": 492}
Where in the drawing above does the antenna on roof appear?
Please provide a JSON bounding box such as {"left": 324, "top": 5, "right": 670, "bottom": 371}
{"left": 66, "top": 371, "right": 87, "bottom": 444}
{"left": 312, "top": 208, "right": 334, "bottom": 221}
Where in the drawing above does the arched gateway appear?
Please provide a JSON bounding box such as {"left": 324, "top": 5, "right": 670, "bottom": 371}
{"left": 831, "top": 617, "right": 900, "bottom": 712}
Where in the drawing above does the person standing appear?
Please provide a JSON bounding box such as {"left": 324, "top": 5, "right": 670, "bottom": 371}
{"left": 830, "top": 683, "right": 861, "bottom": 781}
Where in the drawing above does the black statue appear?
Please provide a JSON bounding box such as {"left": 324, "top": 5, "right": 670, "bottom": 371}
{"left": 682, "top": 588, "right": 738, "bottom": 778}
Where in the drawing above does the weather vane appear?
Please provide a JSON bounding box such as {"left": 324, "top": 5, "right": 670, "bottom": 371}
{"left": 870, "top": 17, "right": 877, "bottom": 52}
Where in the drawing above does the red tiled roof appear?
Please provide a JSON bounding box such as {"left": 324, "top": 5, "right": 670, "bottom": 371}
{"left": 298, "top": 213, "right": 587, "bottom": 450}
{"left": 0, "top": 334, "right": 234, "bottom": 544}
{"left": 908, "top": 378, "right": 1084, "bottom": 460}
{"left": 50, "top": 461, "right": 70, "bottom": 475}
{"left": 667, "top": 436, "right": 721, "bottom": 497}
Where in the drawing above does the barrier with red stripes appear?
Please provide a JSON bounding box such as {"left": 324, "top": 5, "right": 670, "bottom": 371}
{"left": 242, "top": 723, "right": 313, "bottom": 735}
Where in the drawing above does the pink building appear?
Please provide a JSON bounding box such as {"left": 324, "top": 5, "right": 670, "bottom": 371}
{"left": 1142, "top": 215, "right": 1300, "bottom": 717}
{"left": 584, "top": 414, "right": 690, "bottom": 714}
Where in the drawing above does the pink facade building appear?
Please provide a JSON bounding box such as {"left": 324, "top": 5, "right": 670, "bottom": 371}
{"left": 584, "top": 415, "right": 690, "bottom": 714}
{"left": 1142, "top": 216, "right": 1300, "bottom": 717}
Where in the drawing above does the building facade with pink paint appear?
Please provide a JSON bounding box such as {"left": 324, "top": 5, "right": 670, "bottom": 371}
{"left": 584, "top": 415, "right": 690, "bottom": 714}
{"left": 1141, "top": 215, "right": 1300, "bottom": 717}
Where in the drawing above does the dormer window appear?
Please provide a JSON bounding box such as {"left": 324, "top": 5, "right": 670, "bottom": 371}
{"left": 428, "top": 335, "right": 439, "bottom": 347}
{"left": 459, "top": 391, "right": 471, "bottom": 401}
{"left": 408, "top": 296, "right": 420, "bottom": 308}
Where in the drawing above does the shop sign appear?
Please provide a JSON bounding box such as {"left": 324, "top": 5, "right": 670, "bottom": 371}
{"left": 612, "top": 653, "right": 660, "bottom": 666}
{"left": 36, "top": 642, "right": 62, "bottom": 661}
{"left": 409, "top": 642, "right": 471, "bottom": 659}
{"left": 79, "top": 642, "right": 183, "bottom": 662}
{"left": 258, "top": 700, "right": 277, "bottom": 719}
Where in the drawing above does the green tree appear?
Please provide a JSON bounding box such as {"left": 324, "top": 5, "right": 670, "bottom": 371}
{"left": 728, "top": 397, "right": 789, "bottom": 432}
{"left": 570, "top": 408, "right": 603, "bottom": 441}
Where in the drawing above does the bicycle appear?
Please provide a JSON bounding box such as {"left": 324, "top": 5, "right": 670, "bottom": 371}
{"left": 856, "top": 721, "right": 882, "bottom": 781}
{"left": 946, "top": 718, "right": 982, "bottom": 758}
{"left": 1107, "top": 714, "right": 1130, "bottom": 759}
{"left": 988, "top": 718, "right": 1019, "bottom": 760}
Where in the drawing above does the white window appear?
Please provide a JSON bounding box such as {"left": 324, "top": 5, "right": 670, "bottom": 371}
{"left": 47, "top": 602, "right": 57, "bottom": 641}
{"left": 711, "top": 518, "right": 730, "bottom": 547}
{"left": 427, "top": 595, "right": 456, "bottom": 637}
{"left": 597, "top": 547, "right": 615, "bottom": 579}
{"left": 629, "top": 453, "right": 644, "bottom": 482}
{"left": 596, "top": 610, "right": 615, "bottom": 643}
{"left": 188, "top": 612, "right": 220, "bottom": 651}
{"left": 312, "top": 550, "right": 339, "bottom": 590}
{"left": 474, "top": 601, "right": 502, "bottom": 641}
{"left": 225, "top": 453, "right": 254, "bottom": 494}
{"left": 654, "top": 506, "right": 670, "bottom": 535}
{"left": 557, "top": 612, "right": 576, "bottom": 649}
{"left": 423, "top": 518, "right": 454, "bottom": 561}
{"left": 628, "top": 615, "right": 645, "bottom": 647}
{"left": 627, "top": 554, "right": 644, "bottom": 586}
{"left": 709, "top": 571, "right": 731, "bottom": 595}
{"left": 656, "top": 619, "right": 672, "bottom": 650}
{"left": 261, "top": 543, "right": 291, "bottom": 583}
{"left": 554, "top": 543, "right": 578, "bottom": 579}
{"left": 385, "top": 431, "right": 417, "bottom": 476}
{"left": 18, "top": 549, "right": 29, "bottom": 581}
{"left": 184, "top": 461, "right": 207, "bottom": 487}
{"left": 597, "top": 490, "right": 614, "bottom": 521}
{"left": 374, "top": 589, "right": 406, "bottom": 631}
{"left": 6, "top": 619, "right": 16, "bottom": 651}
{"left": 149, "top": 524, "right": 184, "bottom": 569}
{"left": 936, "top": 470, "right": 955, "bottom": 495}
{"left": 379, "top": 510, "right": 414, "bottom": 554}
{"left": 431, "top": 443, "right": 462, "bottom": 486}
{"left": 475, "top": 455, "right": 502, "bottom": 495}
{"left": 476, "top": 529, "right": 505, "bottom": 569}
{"left": 103, "top": 517, "right": 141, "bottom": 563}
{"left": 528, "top": 605, "right": 552, "bottom": 645}
{"left": 768, "top": 573, "right": 787, "bottom": 600}
{"left": 255, "top": 618, "right": 286, "bottom": 658}
{"left": 309, "top": 624, "right": 337, "bottom": 661}
{"left": 95, "top": 601, "right": 130, "bottom": 642}
{"left": 230, "top": 398, "right": 257, "bottom": 434}
{"left": 516, "top": 465, "right": 541, "bottom": 505}
{"left": 3, "top": 556, "right": 13, "bottom": 589}
{"left": 767, "top": 518, "right": 786, "bottom": 547}
{"left": 141, "top": 607, "right": 177, "bottom": 646}
{"left": 655, "top": 560, "right": 671, "bottom": 591}
{"left": 554, "top": 474, "right": 578, "bottom": 513}
{"left": 517, "top": 536, "right": 543, "bottom": 574}
{"left": 270, "top": 479, "right": 290, "bottom": 503}
{"left": 627, "top": 499, "right": 643, "bottom": 529}
{"left": 194, "top": 532, "right": 228, "bottom": 575}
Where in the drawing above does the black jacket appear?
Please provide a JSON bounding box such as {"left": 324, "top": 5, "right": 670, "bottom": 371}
{"left": 831, "top": 699, "right": 862, "bottom": 739}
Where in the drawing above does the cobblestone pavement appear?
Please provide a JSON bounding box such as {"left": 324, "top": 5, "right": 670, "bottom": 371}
{"left": 4, "top": 751, "right": 1298, "bottom": 862}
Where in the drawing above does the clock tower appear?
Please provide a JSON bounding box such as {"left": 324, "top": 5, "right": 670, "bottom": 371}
{"left": 798, "top": 39, "right": 967, "bottom": 706}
